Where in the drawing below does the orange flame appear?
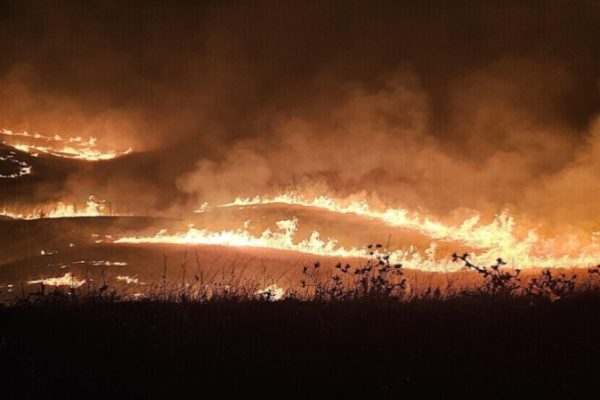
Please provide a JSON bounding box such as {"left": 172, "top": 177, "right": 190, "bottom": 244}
{"left": 187, "top": 192, "right": 600, "bottom": 270}
{"left": 116, "top": 275, "right": 139, "bottom": 284}
{"left": 1, "top": 128, "right": 132, "bottom": 161}
{"left": 28, "top": 272, "right": 86, "bottom": 288}
{"left": 1, "top": 195, "right": 116, "bottom": 219}
{"left": 0, "top": 151, "right": 32, "bottom": 179}
{"left": 256, "top": 284, "right": 285, "bottom": 300}
{"left": 117, "top": 218, "right": 367, "bottom": 258}
{"left": 114, "top": 218, "right": 460, "bottom": 271}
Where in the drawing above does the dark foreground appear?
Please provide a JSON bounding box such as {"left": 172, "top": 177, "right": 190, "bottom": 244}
{"left": 1, "top": 295, "right": 600, "bottom": 399}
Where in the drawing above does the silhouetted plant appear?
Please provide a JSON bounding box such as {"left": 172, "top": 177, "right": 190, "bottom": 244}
{"left": 452, "top": 252, "right": 521, "bottom": 296}
{"left": 351, "top": 244, "right": 406, "bottom": 298}
{"left": 526, "top": 269, "right": 577, "bottom": 302}
{"left": 7, "top": 249, "right": 600, "bottom": 306}
{"left": 588, "top": 265, "right": 600, "bottom": 276}
{"left": 298, "top": 244, "right": 407, "bottom": 300}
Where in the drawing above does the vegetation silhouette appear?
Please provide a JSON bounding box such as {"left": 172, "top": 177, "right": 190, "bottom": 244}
{"left": 1, "top": 251, "right": 600, "bottom": 398}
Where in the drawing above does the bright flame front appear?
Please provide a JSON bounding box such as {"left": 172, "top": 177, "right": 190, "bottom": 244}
{"left": 1, "top": 128, "right": 132, "bottom": 161}
{"left": 117, "top": 192, "right": 600, "bottom": 271}
{"left": 1, "top": 195, "right": 117, "bottom": 219}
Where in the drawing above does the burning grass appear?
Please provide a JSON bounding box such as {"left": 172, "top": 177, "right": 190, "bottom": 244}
{"left": 2, "top": 205, "right": 600, "bottom": 397}
{"left": 0, "top": 128, "right": 133, "bottom": 161}
{"left": 138, "top": 191, "right": 600, "bottom": 270}
{"left": 5, "top": 249, "right": 600, "bottom": 305}
{"left": 0, "top": 195, "right": 120, "bottom": 220}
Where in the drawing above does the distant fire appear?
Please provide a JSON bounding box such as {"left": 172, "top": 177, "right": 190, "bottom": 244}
{"left": 116, "top": 275, "right": 139, "bottom": 284}
{"left": 0, "top": 195, "right": 117, "bottom": 219}
{"left": 1, "top": 129, "right": 132, "bottom": 161}
{"left": 28, "top": 272, "right": 86, "bottom": 288}
{"left": 2, "top": 132, "right": 600, "bottom": 271}
{"left": 0, "top": 151, "right": 32, "bottom": 179}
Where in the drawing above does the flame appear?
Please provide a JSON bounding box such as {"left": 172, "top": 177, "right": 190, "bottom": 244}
{"left": 72, "top": 260, "right": 127, "bottom": 266}
{"left": 256, "top": 284, "right": 285, "bottom": 300}
{"left": 0, "top": 195, "right": 118, "bottom": 219}
{"left": 116, "top": 218, "right": 367, "bottom": 259}
{"left": 116, "top": 275, "right": 139, "bottom": 284}
{"left": 28, "top": 272, "right": 86, "bottom": 288}
{"left": 0, "top": 151, "right": 32, "bottom": 178}
{"left": 198, "top": 192, "right": 600, "bottom": 269}
{"left": 115, "top": 218, "right": 463, "bottom": 270}
{"left": 217, "top": 193, "right": 520, "bottom": 248}
{"left": 1, "top": 128, "right": 132, "bottom": 161}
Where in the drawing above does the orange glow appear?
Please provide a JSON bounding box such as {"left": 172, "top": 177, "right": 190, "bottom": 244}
{"left": 116, "top": 218, "right": 367, "bottom": 259}
{"left": 1, "top": 128, "right": 132, "bottom": 161}
{"left": 116, "top": 275, "right": 139, "bottom": 284}
{"left": 28, "top": 272, "right": 86, "bottom": 288}
{"left": 0, "top": 151, "right": 32, "bottom": 178}
{"left": 112, "top": 218, "right": 457, "bottom": 270}
{"left": 0, "top": 195, "right": 117, "bottom": 219}
{"left": 190, "top": 192, "right": 600, "bottom": 270}
{"left": 112, "top": 218, "right": 449, "bottom": 270}
{"left": 256, "top": 284, "right": 286, "bottom": 300}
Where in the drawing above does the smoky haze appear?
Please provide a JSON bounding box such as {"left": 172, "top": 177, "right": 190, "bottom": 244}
{"left": 0, "top": 0, "right": 599, "bottom": 229}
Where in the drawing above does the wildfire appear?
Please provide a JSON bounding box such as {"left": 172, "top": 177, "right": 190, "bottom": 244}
{"left": 114, "top": 217, "right": 458, "bottom": 270}
{"left": 217, "top": 193, "right": 520, "bottom": 249}
{"left": 117, "top": 218, "right": 367, "bottom": 259}
{"left": 0, "top": 195, "right": 113, "bottom": 219}
{"left": 116, "top": 275, "right": 139, "bottom": 284}
{"left": 1, "top": 129, "right": 132, "bottom": 161}
{"left": 256, "top": 284, "right": 285, "bottom": 300}
{"left": 171, "top": 192, "right": 600, "bottom": 270}
{"left": 3, "top": 184, "right": 597, "bottom": 271}
{"left": 72, "top": 260, "right": 128, "bottom": 266}
{"left": 0, "top": 151, "right": 32, "bottom": 179}
{"left": 28, "top": 272, "right": 86, "bottom": 288}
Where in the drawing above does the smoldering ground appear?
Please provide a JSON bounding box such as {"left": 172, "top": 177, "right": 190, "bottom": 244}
{"left": 0, "top": 0, "right": 599, "bottom": 231}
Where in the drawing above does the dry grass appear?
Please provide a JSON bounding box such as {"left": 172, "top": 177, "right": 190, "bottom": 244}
{"left": 5, "top": 250, "right": 600, "bottom": 307}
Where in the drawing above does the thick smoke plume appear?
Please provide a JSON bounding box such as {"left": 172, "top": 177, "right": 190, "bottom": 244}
{"left": 1, "top": 0, "right": 599, "bottom": 230}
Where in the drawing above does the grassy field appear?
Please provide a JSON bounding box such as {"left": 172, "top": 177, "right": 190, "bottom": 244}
{"left": 1, "top": 256, "right": 600, "bottom": 398}
{"left": 2, "top": 294, "right": 600, "bottom": 398}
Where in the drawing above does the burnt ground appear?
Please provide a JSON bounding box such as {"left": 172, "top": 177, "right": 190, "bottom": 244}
{"left": 1, "top": 295, "right": 600, "bottom": 399}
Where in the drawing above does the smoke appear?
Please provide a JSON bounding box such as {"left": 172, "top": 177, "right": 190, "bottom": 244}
{"left": 1, "top": 0, "right": 599, "bottom": 228}
{"left": 177, "top": 57, "right": 597, "bottom": 229}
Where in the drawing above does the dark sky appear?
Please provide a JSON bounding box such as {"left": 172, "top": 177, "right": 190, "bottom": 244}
{"left": 1, "top": 0, "right": 599, "bottom": 226}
